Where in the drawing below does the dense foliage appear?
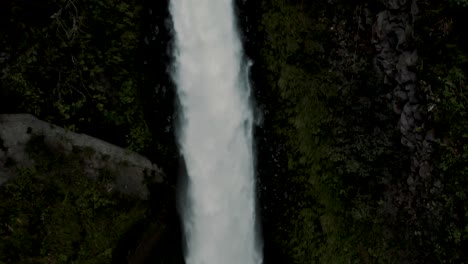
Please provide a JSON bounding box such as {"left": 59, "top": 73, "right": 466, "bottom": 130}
{"left": 0, "top": 0, "right": 177, "bottom": 160}
{"left": 0, "top": 135, "right": 147, "bottom": 263}
{"left": 254, "top": 0, "right": 468, "bottom": 263}
{"left": 0, "top": 0, "right": 178, "bottom": 262}
{"left": 416, "top": 1, "right": 468, "bottom": 261}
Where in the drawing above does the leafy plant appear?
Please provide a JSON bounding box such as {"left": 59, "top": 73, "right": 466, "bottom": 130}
{"left": 0, "top": 139, "right": 147, "bottom": 263}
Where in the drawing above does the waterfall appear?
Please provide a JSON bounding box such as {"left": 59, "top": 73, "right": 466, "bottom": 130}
{"left": 169, "top": 0, "right": 262, "bottom": 263}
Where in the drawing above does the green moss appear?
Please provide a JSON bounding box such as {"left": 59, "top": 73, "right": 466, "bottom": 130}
{"left": 414, "top": 2, "right": 468, "bottom": 262}
{"left": 0, "top": 135, "right": 146, "bottom": 263}
{"left": 257, "top": 0, "right": 423, "bottom": 262}
{"left": 0, "top": 0, "right": 177, "bottom": 262}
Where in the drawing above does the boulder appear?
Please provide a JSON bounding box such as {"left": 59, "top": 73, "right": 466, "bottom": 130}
{"left": 0, "top": 114, "right": 164, "bottom": 199}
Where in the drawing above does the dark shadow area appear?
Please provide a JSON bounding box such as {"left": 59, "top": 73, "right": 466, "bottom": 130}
{"left": 137, "top": 0, "right": 179, "bottom": 182}
{"left": 234, "top": 0, "right": 293, "bottom": 262}
{"left": 111, "top": 181, "right": 184, "bottom": 264}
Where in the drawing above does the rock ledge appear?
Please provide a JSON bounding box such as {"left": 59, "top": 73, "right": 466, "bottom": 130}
{"left": 0, "top": 114, "right": 163, "bottom": 199}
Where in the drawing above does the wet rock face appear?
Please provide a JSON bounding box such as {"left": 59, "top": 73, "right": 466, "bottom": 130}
{"left": 373, "top": 0, "right": 434, "bottom": 177}
{"left": 372, "top": 0, "right": 443, "bottom": 258}
{"left": 0, "top": 114, "right": 164, "bottom": 199}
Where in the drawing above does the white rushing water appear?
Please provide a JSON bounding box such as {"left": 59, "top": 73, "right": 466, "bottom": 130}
{"left": 169, "top": 0, "right": 262, "bottom": 264}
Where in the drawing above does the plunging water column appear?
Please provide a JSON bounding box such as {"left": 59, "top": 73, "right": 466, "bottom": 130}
{"left": 170, "top": 0, "right": 262, "bottom": 263}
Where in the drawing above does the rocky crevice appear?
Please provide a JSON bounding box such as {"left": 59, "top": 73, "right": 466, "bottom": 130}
{"left": 372, "top": 0, "right": 443, "bottom": 250}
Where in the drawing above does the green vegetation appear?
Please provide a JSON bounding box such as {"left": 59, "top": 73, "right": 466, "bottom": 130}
{"left": 0, "top": 0, "right": 151, "bottom": 152}
{"left": 0, "top": 135, "right": 147, "bottom": 263}
{"left": 0, "top": 0, "right": 179, "bottom": 262}
{"left": 257, "top": 0, "right": 468, "bottom": 263}
{"left": 416, "top": 2, "right": 468, "bottom": 261}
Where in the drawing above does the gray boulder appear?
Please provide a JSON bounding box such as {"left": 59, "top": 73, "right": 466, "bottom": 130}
{"left": 0, "top": 114, "right": 164, "bottom": 199}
